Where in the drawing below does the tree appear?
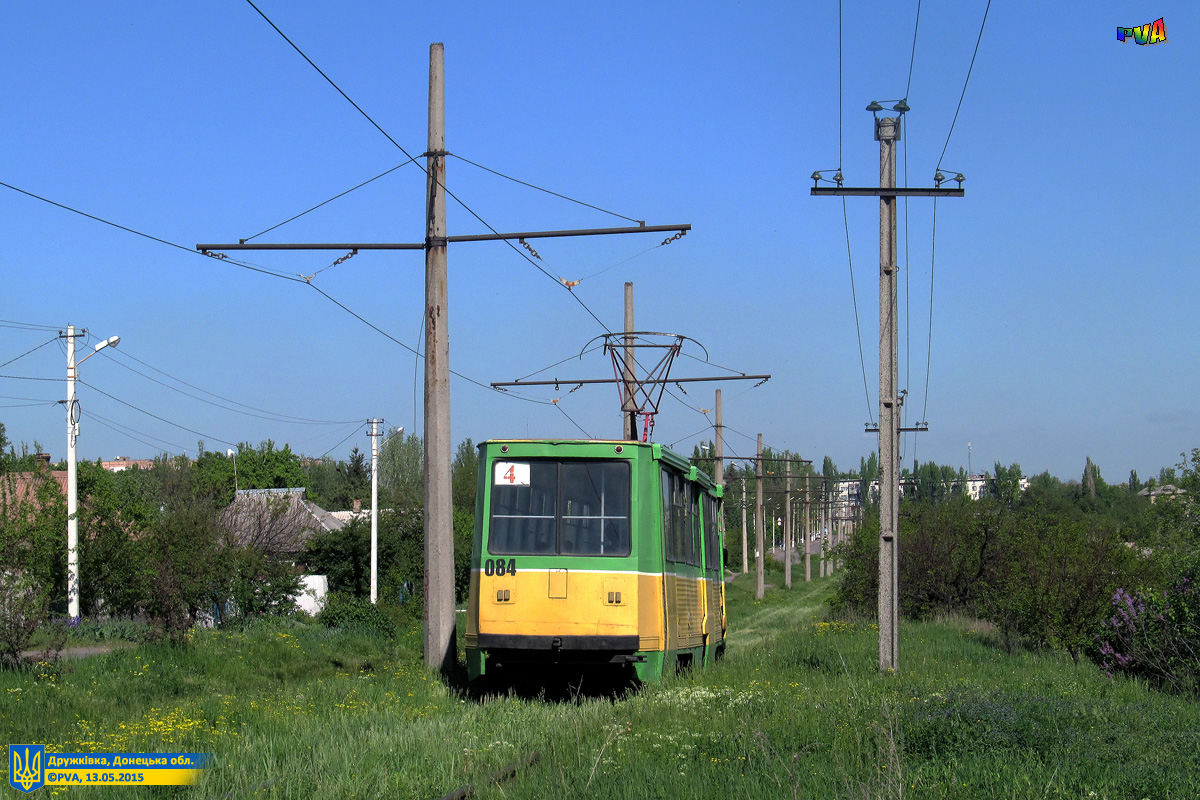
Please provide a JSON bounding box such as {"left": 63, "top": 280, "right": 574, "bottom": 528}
{"left": 379, "top": 429, "right": 423, "bottom": 506}
{"left": 451, "top": 438, "right": 479, "bottom": 512}
{"left": 992, "top": 462, "right": 1024, "bottom": 506}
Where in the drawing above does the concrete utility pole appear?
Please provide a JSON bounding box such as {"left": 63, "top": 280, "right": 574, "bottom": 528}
{"left": 62, "top": 324, "right": 119, "bottom": 620}
{"left": 368, "top": 419, "right": 383, "bottom": 604}
{"left": 803, "top": 475, "right": 812, "bottom": 582}
{"left": 741, "top": 476, "right": 748, "bottom": 574}
{"left": 784, "top": 461, "right": 793, "bottom": 589}
{"left": 811, "top": 102, "right": 963, "bottom": 673}
{"left": 755, "top": 434, "right": 765, "bottom": 600}
{"left": 622, "top": 282, "right": 637, "bottom": 440}
{"left": 714, "top": 389, "right": 723, "bottom": 488}
{"left": 424, "top": 43, "right": 455, "bottom": 673}
{"left": 65, "top": 325, "right": 80, "bottom": 620}
{"left": 875, "top": 115, "right": 900, "bottom": 672}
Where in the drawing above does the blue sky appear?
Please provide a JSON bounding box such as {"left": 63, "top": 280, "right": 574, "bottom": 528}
{"left": 1, "top": 1, "right": 1195, "bottom": 483}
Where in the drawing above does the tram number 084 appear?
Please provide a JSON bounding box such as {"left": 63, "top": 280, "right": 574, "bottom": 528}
{"left": 483, "top": 558, "right": 517, "bottom": 577}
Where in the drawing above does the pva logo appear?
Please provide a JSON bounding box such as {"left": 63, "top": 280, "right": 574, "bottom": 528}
{"left": 1117, "top": 18, "right": 1167, "bottom": 45}
{"left": 9, "top": 744, "right": 45, "bottom": 793}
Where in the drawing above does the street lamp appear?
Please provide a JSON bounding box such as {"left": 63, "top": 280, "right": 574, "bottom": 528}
{"left": 226, "top": 448, "right": 239, "bottom": 493}
{"left": 64, "top": 325, "right": 119, "bottom": 620}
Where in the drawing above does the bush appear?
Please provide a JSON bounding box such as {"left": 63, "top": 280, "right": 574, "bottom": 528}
{"left": 1097, "top": 576, "right": 1200, "bottom": 697}
{"left": 0, "top": 571, "right": 49, "bottom": 668}
{"left": 316, "top": 593, "right": 396, "bottom": 638}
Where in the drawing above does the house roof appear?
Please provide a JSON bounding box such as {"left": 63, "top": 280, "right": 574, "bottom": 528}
{"left": 0, "top": 470, "right": 68, "bottom": 513}
{"left": 220, "top": 488, "right": 343, "bottom": 553}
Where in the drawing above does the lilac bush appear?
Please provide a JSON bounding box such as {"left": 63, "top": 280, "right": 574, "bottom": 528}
{"left": 1097, "top": 578, "right": 1200, "bottom": 696}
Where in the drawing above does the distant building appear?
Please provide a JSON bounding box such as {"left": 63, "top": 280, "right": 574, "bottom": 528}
{"left": 101, "top": 456, "right": 155, "bottom": 472}
{"left": 1138, "top": 484, "right": 1187, "bottom": 504}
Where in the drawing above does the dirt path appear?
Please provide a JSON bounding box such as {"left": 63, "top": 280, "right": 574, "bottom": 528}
{"left": 19, "top": 641, "right": 138, "bottom": 661}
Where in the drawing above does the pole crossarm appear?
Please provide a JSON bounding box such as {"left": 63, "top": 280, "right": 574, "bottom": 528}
{"left": 693, "top": 455, "right": 812, "bottom": 465}
{"left": 864, "top": 423, "right": 929, "bottom": 433}
{"left": 490, "top": 374, "right": 770, "bottom": 389}
{"left": 810, "top": 187, "right": 963, "bottom": 197}
{"left": 196, "top": 224, "right": 690, "bottom": 253}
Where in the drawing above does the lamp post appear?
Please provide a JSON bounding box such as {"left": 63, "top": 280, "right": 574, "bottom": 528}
{"left": 64, "top": 324, "right": 119, "bottom": 620}
{"left": 226, "top": 447, "right": 239, "bottom": 493}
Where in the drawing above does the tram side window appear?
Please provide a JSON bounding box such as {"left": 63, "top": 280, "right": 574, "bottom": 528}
{"left": 703, "top": 494, "right": 721, "bottom": 575}
{"left": 663, "top": 468, "right": 690, "bottom": 564}
{"left": 686, "top": 484, "right": 700, "bottom": 566}
{"left": 560, "top": 462, "right": 631, "bottom": 556}
{"left": 490, "top": 461, "right": 557, "bottom": 554}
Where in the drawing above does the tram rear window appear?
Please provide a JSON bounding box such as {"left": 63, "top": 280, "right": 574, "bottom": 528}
{"left": 489, "top": 460, "right": 631, "bottom": 556}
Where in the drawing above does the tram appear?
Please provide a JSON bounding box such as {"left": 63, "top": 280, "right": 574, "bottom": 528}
{"left": 465, "top": 438, "right": 726, "bottom": 686}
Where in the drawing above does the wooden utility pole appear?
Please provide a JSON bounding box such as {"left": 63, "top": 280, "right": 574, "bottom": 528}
{"left": 755, "top": 434, "right": 765, "bottom": 600}
{"left": 784, "top": 461, "right": 793, "bottom": 588}
{"left": 811, "top": 102, "right": 963, "bottom": 673}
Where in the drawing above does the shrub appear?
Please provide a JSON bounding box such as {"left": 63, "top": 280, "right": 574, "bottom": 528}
{"left": 1097, "top": 577, "right": 1200, "bottom": 697}
{"left": 0, "top": 571, "right": 48, "bottom": 668}
{"left": 316, "top": 593, "right": 396, "bottom": 638}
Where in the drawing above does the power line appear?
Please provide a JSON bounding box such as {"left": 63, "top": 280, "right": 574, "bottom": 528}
{"left": 0, "top": 319, "right": 59, "bottom": 332}
{"left": 904, "top": 0, "right": 923, "bottom": 99}
{"left": 106, "top": 349, "right": 360, "bottom": 425}
{"left": 0, "top": 374, "right": 63, "bottom": 382}
{"left": 0, "top": 337, "right": 58, "bottom": 370}
{"left": 935, "top": 0, "right": 992, "bottom": 171}
{"left": 318, "top": 423, "right": 366, "bottom": 460}
{"left": 449, "top": 153, "right": 642, "bottom": 225}
{"left": 78, "top": 379, "right": 236, "bottom": 448}
{"left": 842, "top": 198, "right": 875, "bottom": 424}
{"left": 87, "top": 409, "right": 189, "bottom": 454}
{"left": 921, "top": 198, "right": 938, "bottom": 424}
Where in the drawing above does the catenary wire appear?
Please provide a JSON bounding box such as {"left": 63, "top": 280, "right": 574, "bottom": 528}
{"left": 0, "top": 337, "right": 58, "bottom": 370}
{"left": 0, "top": 401, "right": 57, "bottom": 408}
{"left": 0, "top": 180, "right": 305, "bottom": 283}
{"left": 935, "top": 0, "right": 992, "bottom": 171}
{"left": 554, "top": 404, "right": 593, "bottom": 439}
{"left": 449, "top": 154, "right": 642, "bottom": 225}
{"left": 244, "top": 0, "right": 421, "bottom": 164}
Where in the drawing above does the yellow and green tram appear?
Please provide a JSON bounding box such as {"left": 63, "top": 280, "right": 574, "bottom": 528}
{"left": 465, "top": 439, "right": 726, "bottom": 686}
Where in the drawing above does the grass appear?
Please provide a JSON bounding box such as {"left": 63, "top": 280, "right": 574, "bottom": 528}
{"left": 3, "top": 564, "right": 1199, "bottom": 798}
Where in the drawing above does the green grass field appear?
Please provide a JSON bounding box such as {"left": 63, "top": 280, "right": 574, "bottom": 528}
{"left": 4, "top": 567, "right": 1199, "bottom": 798}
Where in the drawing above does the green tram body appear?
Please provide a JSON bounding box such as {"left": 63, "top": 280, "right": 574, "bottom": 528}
{"left": 465, "top": 439, "right": 727, "bottom": 685}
